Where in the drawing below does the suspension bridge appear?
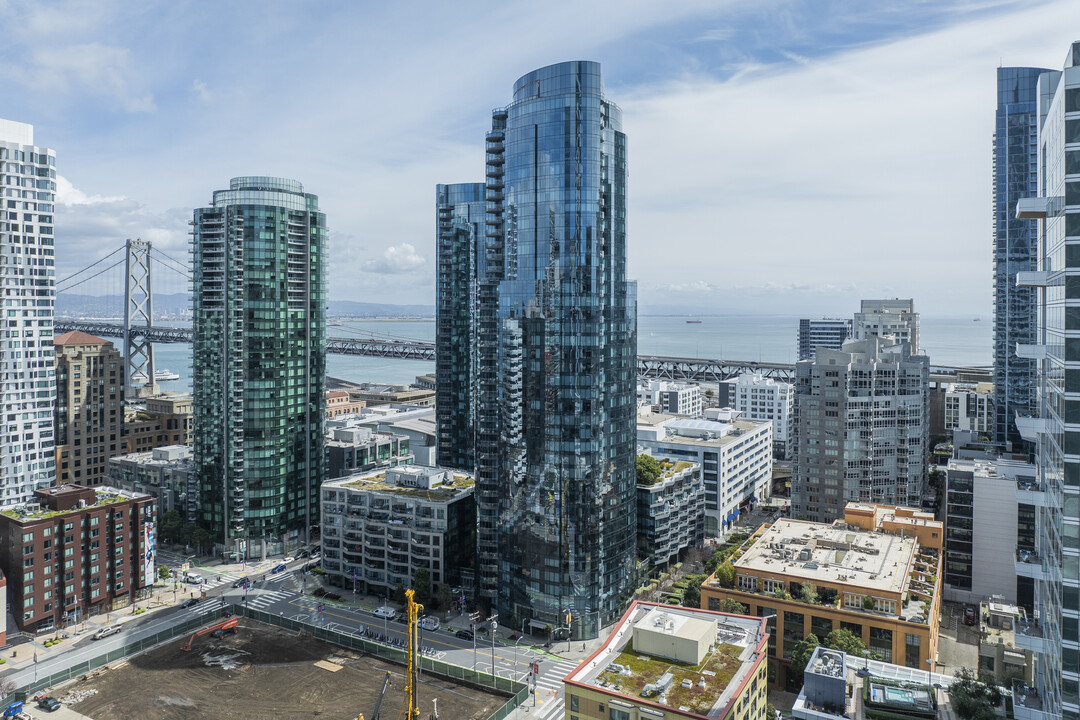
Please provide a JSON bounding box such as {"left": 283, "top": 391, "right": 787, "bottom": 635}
{"left": 56, "top": 240, "right": 985, "bottom": 387}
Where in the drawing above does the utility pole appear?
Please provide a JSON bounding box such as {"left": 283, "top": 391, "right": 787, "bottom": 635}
{"left": 490, "top": 613, "right": 499, "bottom": 677}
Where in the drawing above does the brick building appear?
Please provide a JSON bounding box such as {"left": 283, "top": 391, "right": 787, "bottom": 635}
{"left": 0, "top": 484, "right": 156, "bottom": 633}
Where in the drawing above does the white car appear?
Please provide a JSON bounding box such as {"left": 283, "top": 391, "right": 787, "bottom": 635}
{"left": 373, "top": 606, "right": 395, "bottom": 619}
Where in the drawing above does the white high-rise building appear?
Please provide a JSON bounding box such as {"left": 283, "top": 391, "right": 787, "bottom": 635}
{"left": 723, "top": 372, "right": 794, "bottom": 458}
{"left": 853, "top": 299, "right": 920, "bottom": 354}
{"left": 791, "top": 336, "right": 929, "bottom": 524}
{"left": 0, "top": 119, "right": 56, "bottom": 504}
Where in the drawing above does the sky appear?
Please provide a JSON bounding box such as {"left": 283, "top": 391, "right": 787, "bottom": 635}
{"left": 3, "top": 0, "right": 1079, "bottom": 317}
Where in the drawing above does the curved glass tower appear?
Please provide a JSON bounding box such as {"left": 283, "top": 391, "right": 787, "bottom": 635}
{"left": 994, "top": 67, "right": 1049, "bottom": 452}
{"left": 475, "top": 62, "right": 637, "bottom": 638}
{"left": 192, "top": 177, "right": 326, "bottom": 553}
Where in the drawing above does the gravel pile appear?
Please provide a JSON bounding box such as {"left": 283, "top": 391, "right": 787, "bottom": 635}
{"left": 59, "top": 687, "right": 99, "bottom": 704}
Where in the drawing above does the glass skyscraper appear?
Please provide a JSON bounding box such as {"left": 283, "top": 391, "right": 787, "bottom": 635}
{"left": 435, "top": 183, "right": 485, "bottom": 471}
{"left": 995, "top": 67, "right": 1049, "bottom": 452}
{"left": 192, "top": 177, "right": 326, "bottom": 553}
{"left": 467, "top": 62, "right": 637, "bottom": 639}
{"left": 1022, "top": 43, "right": 1080, "bottom": 720}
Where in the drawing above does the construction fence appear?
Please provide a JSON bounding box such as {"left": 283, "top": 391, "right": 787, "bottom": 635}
{"left": 22, "top": 603, "right": 530, "bottom": 720}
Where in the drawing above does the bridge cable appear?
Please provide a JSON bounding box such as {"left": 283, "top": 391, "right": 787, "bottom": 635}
{"left": 56, "top": 258, "right": 126, "bottom": 294}
{"left": 149, "top": 252, "right": 192, "bottom": 280}
{"left": 54, "top": 245, "right": 124, "bottom": 287}
{"left": 150, "top": 247, "right": 192, "bottom": 278}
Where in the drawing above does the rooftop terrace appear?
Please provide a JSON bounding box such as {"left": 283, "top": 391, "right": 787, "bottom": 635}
{"left": 565, "top": 603, "right": 766, "bottom": 718}
{"left": 736, "top": 518, "right": 918, "bottom": 595}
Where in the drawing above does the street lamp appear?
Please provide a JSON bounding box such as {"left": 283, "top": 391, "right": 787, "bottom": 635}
{"left": 490, "top": 613, "right": 498, "bottom": 677}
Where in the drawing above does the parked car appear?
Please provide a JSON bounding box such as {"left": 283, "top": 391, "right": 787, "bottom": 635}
{"left": 92, "top": 624, "right": 122, "bottom": 640}
{"left": 210, "top": 627, "right": 238, "bottom": 639}
{"left": 181, "top": 598, "right": 201, "bottom": 609}
{"left": 36, "top": 697, "right": 61, "bottom": 712}
{"left": 270, "top": 563, "right": 288, "bottom": 574}
{"left": 373, "top": 606, "right": 395, "bottom": 619}
{"left": 964, "top": 606, "right": 977, "bottom": 626}
{"left": 418, "top": 616, "right": 440, "bottom": 631}
{"left": 456, "top": 629, "right": 474, "bottom": 641}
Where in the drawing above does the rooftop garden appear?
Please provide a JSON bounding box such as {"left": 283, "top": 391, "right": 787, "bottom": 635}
{"left": 1, "top": 493, "right": 128, "bottom": 521}
{"left": 596, "top": 643, "right": 745, "bottom": 715}
{"left": 636, "top": 454, "right": 695, "bottom": 486}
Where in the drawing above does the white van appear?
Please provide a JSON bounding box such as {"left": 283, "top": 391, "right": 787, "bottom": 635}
{"left": 418, "top": 616, "right": 440, "bottom": 631}
{"left": 183, "top": 572, "right": 203, "bottom": 585}
{"left": 373, "top": 606, "right": 395, "bottom": 620}
{"left": 93, "top": 624, "right": 122, "bottom": 640}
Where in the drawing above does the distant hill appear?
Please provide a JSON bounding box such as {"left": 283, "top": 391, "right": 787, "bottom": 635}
{"left": 326, "top": 300, "right": 433, "bottom": 318}
{"left": 55, "top": 293, "right": 191, "bottom": 319}
{"left": 54, "top": 293, "right": 433, "bottom": 319}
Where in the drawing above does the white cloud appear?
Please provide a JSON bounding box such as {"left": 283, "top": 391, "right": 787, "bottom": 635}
{"left": 191, "top": 80, "right": 211, "bottom": 103}
{"left": 362, "top": 243, "right": 427, "bottom": 274}
{"left": 56, "top": 176, "right": 126, "bottom": 206}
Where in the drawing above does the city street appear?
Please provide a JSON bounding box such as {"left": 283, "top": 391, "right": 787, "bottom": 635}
{"left": 0, "top": 556, "right": 578, "bottom": 720}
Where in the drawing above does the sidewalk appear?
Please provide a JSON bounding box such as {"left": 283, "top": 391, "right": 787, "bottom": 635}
{"left": 0, "top": 581, "right": 197, "bottom": 676}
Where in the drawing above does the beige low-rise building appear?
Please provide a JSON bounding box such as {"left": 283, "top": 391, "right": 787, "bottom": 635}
{"left": 701, "top": 503, "right": 944, "bottom": 690}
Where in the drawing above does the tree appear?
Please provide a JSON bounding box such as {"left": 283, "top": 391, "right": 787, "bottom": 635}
{"left": 393, "top": 584, "right": 407, "bottom": 605}
{"left": 765, "top": 703, "right": 778, "bottom": 720}
{"left": 636, "top": 454, "right": 662, "bottom": 486}
{"left": 789, "top": 634, "right": 820, "bottom": 687}
{"left": 157, "top": 565, "right": 171, "bottom": 582}
{"left": 949, "top": 668, "right": 1000, "bottom": 720}
{"left": 191, "top": 527, "right": 214, "bottom": 555}
{"left": 436, "top": 582, "right": 453, "bottom": 612}
{"left": 413, "top": 567, "right": 432, "bottom": 607}
{"left": 159, "top": 510, "right": 183, "bottom": 543}
{"left": 715, "top": 560, "right": 735, "bottom": 589}
{"left": 682, "top": 574, "right": 705, "bottom": 608}
{"left": 715, "top": 598, "right": 749, "bottom": 614}
{"left": 822, "top": 628, "right": 868, "bottom": 657}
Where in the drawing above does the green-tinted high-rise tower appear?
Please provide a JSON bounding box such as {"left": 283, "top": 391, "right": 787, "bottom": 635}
{"left": 192, "top": 177, "right": 326, "bottom": 554}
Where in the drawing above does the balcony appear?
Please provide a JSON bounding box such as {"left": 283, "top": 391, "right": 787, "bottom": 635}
{"left": 1015, "top": 415, "right": 1048, "bottom": 443}
{"left": 1012, "top": 681, "right": 1056, "bottom": 720}
{"left": 1016, "top": 480, "right": 1053, "bottom": 508}
{"left": 1014, "top": 621, "right": 1053, "bottom": 654}
{"left": 1016, "top": 271, "right": 1049, "bottom": 288}
{"left": 1015, "top": 196, "right": 1056, "bottom": 219}
{"left": 1015, "top": 548, "right": 1054, "bottom": 581}
{"left": 1016, "top": 343, "right": 1048, "bottom": 360}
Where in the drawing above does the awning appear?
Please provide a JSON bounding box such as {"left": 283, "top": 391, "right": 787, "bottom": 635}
{"left": 727, "top": 513, "right": 735, "bottom": 523}
{"left": 750, "top": 496, "right": 757, "bottom": 502}
{"left": 734, "top": 508, "right": 741, "bottom": 516}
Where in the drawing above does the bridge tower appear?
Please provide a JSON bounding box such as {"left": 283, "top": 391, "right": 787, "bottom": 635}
{"left": 123, "top": 238, "right": 157, "bottom": 398}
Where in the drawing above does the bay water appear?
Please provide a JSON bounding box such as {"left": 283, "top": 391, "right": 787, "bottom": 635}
{"left": 147, "top": 314, "right": 992, "bottom": 394}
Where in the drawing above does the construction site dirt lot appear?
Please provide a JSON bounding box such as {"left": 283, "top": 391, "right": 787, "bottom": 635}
{"left": 61, "top": 620, "right": 508, "bottom": 720}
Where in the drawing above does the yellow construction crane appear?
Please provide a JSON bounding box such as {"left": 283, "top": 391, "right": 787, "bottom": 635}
{"left": 399, "top": 588, "right": 423, "bottom": 720}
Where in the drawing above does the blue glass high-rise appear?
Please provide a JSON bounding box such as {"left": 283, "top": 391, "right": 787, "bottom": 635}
{"left": 473, "top": 62, "right": 637, "bottom": 639}
{"left": 994, "top": 67, "right": 1048, "bottom": 451}
{"left": 435, "top": 183, "right": 485, "bottom": 471}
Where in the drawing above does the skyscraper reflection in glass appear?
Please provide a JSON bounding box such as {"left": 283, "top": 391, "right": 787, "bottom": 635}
{"left": 471, "top": 62, "right": 637, "bottom": 639}
{"left": 994, "top": 67, "right": 1048, "bottom": 452}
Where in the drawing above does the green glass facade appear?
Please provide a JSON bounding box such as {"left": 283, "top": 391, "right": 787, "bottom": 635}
{"left": 192, "top": 177, "right": 326, "bottom": 549}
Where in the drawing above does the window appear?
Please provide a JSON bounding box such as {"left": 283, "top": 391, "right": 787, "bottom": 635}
{"left": 902, "top": 633, "right": 920, "bottom": 669}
